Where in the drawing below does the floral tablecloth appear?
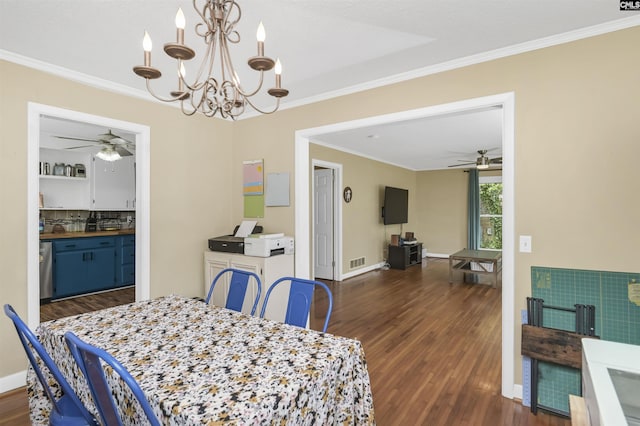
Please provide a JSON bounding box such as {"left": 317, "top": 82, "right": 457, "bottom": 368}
{"left": 29, "top": 294, "right": 375, "bottom": 425}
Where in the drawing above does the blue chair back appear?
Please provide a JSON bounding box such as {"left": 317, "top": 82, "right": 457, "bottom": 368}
{"left": 3, "top": 304, "right": 97, "bottom": 426}
{"left": 64, "top": 332, "right": 161, "bottom": 426}
{"left": 260, "top": 277, "right": 333, "bottom": 333}
{"left": 205, "top": 268, "right": 262, "bottom": 315}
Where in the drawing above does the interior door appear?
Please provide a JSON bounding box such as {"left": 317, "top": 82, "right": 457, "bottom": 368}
{"left": 314, "top": 168, "right": 333, "bottom": 280}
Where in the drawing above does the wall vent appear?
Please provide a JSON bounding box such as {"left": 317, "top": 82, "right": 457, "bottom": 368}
{"left": 349, "top": 257, "right": 366, "bottom": 269}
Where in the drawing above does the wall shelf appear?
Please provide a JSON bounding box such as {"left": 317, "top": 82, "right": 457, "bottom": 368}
{"left": 40, "top": 175, "right": 86, "bottom": 181}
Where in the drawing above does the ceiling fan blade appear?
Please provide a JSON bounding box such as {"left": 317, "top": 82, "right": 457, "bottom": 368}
{"left": 65, "top": 144, "right": 97, "bottom": 150}
{"left": 118, "top": 136, "right": 135, "bottom": 145}
{"left": 55, "top": 135, "right": 100, "bottom": 143}
{"left": 490, "top": 157, "right": 502, "bottom": 164}
{"left": 114, "top": 145, "right": 133, "bottom": 157}
{"left": 99, "top": 130, "right": 134, "bottom": 145}
{"left": 448, "top": 162, "right": 475, "bottom": 167}
{"left": 98, "top": 130, "right": 118, "bottom": 140}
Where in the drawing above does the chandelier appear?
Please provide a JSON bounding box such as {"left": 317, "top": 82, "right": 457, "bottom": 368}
{"left": 133, "top": 0, "right": 289, "bottom": 119}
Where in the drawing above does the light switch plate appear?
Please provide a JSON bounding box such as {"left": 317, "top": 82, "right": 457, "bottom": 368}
{"left": 519, "top": 235, "right": 532, "bottom": 253}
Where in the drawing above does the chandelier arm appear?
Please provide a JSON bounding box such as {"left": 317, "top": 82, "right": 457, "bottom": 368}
{"left": 179, "top": 101, "right": 200, "bottom": 116}
{"left": 185, "top": 84, "right": 203, "bottom": 113}
{"left": 218, "top": 30, "right": 230, "bottom": 88}
{"left": 193, "top": 79, "right": 217, "bottom": 116}
{"left": 237, "top": 70, "right": 266, "bottom": 98}
{"left": 180, "top": 33, "right": 216, "bottom": 93}
{"left": 145, "top": 79, "right": 193, "bottom": 103}
{"left": 218, "top": 36, "right": 266, "bottom": 99}
{"left": 221, "top": 0, "right": 241, "bottom": 41}
{"left": 193, "top": 0, "right": 209, "bottom": 33}
{"left": 242, "top": 96, "right": 282, "bottom": 115}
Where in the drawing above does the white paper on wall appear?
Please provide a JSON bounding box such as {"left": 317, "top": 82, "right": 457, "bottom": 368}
{"left": 265, "top": 173, "right": 289, "bottom": 206}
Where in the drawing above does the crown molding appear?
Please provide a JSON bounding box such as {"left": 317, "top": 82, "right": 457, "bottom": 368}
{"left": 2, "top": 16, "right": 639, "bottom": 120}
{"left": 275, "top": 16, "right": 640, "bottom": 113}
{"left": 0, "top": 50, "right": 160, "bottom": 104}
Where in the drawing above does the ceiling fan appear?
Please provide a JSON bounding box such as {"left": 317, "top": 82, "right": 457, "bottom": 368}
{"left": 55, "top": 130, "right": 134, "bottom": 161}
{"left": 448, "top": 149, "right": 502, "bottom": 169}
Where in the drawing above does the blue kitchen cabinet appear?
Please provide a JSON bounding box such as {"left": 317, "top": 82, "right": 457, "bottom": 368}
{"left": 53, "top": 237, "right": 116, "bottom": 298}
{"left": 115, "top": 235, "right": 135, "bottom": 286}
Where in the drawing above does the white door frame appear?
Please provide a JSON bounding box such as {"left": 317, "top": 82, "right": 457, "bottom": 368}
{"left": 295, "top": 92, "right": 517, "bottom": 399}
{"left": 311, "top": 160, "right": 343, "bottom": 281}
{"left": 27, "top": 103, "right": 151, "bottom": 329}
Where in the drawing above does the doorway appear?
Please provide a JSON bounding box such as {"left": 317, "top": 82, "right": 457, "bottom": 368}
{"left": 27, "top": 103, "right": 151, "bottom": 329}
{"left": 295, "top": 92, "right": 516, "bottom": 399}
{"left": 312, "top": 161, "right": 342, "bottom": 281}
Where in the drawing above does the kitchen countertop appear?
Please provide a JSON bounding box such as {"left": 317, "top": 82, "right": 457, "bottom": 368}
{"left": 40, "top": 228, "right": 135, "bottom": 239}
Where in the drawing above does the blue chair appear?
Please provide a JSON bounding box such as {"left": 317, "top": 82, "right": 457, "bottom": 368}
{"left": 260, "top": 277, "right": 333, "bottom": 333}
{"left": 205, "top": 268, "right": 262, "bottom": 315}
{"left": 3, "top": 304, "right": 97, "bottom": 426}
{"left": 64, "top": 332, "right": 161, "bottom": 426}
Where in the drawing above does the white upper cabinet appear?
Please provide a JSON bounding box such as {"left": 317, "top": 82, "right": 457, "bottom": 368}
{"left": 91, "top": 156, "right": 136, "bottom": 211}
{"left": 39, "top": 148, "right": 91, "bottom": 210}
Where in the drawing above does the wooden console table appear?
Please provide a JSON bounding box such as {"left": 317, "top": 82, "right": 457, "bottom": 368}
{"left": 448, "top": 249, "right": 502, "bottom": 288}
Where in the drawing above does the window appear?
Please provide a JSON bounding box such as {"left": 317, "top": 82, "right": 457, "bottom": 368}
{"left": 479, "top": 176, "right": 502, "bottom": 250}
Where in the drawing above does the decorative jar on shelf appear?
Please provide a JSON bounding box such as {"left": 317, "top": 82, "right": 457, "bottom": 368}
{"left": 53, "top": 163, "right": 65, "bottom": 176}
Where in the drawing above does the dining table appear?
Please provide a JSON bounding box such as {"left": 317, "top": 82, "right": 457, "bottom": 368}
{"left": 28, "top": 294, "right": 375, "bottom": 425}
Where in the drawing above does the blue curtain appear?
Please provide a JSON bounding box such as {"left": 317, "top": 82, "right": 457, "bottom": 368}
{"left": 467, "top": 169, "right": 480, "bottom": 250}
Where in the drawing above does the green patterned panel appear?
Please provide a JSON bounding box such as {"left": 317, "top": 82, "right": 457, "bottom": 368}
{"left": 530, "top": 266, "right": 640, "bottom": 415}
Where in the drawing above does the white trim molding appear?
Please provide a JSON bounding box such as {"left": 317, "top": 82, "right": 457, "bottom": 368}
{"left": 0, "top": 370, "right": 27, "bottom": 394}
{"left": 295, "top": 91, "right": 517, "bottom": 399}
{"left": 26, "top": 103, "right": 152, "bottom": 328}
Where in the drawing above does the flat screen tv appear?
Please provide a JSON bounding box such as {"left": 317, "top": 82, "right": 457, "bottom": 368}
{"left": 382, "top": 186, "right": 408, "bottom": 225}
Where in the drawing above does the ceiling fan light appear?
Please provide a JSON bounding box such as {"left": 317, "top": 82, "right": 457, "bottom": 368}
{"left": 477, "top": 156, "right": 490, "bottom": 169}
{"left": 96, "top": 148, "right": 121, "bottom": 162}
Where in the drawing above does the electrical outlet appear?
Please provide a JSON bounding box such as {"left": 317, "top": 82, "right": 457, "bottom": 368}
{"left": 519, "top": 235, "right": 532, "bottom": 253}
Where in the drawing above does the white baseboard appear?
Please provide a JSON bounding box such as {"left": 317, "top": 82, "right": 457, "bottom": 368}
{"left": 512, "top": 384, "right": 523, "bottom": 400}
{"left": 427, "top": 252, "right": 450, "bottom": 258}
{"left": 0, "top": 370, "right": 27, "bottom": 394}
{"left": 340, "top": 262, "right": 386, "bottom": 281}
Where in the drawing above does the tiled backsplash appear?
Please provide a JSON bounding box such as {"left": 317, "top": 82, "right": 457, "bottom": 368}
{"left": 529, "top": 266, "right": 640, "bottom": 414}
{"left": 40, "top": 210, "right": 135, "bottom": 233}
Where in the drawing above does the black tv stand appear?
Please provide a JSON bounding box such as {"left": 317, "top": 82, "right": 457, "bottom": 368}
{"left": 388, "top": 243, "right": 423, "bottom": 270}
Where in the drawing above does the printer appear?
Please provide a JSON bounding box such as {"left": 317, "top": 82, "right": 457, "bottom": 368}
{"left": 208, "top": 224, "right": 263, "bottom": 254}
{"left": 244, "top": 234, "right": 294, "bottom": 257}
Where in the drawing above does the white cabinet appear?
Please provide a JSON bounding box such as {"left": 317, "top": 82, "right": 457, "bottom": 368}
{"left": 39, "top": 148, "right": 91, "bottom": 210}
{"left": 39, "top": 175, "right": 91, "bottom": 210}
{"left": 91, "top": 156, "right": 136, "bottom": 211}
{"left": 204, "top": 251, "right": 294, "bottom": 322}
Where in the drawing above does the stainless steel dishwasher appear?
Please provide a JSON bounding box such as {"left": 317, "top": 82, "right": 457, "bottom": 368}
{"left": 39, "top": 241, "right": 53, "bottom": 302}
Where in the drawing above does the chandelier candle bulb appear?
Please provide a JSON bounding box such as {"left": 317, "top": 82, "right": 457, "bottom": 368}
{"left": 268, "top": 58, "right": 288, "bottom": 98}
{"left": 275, "top": 58, "right": 282, "bottom": 88}
{"left": 175, "top": 8, "right": 186, "bottom": 44}
{"left": 143, "top": 31, "right": 152, "bottom": 67}
{"left": 256, "top": 22, "right": 266, "bottom": 56}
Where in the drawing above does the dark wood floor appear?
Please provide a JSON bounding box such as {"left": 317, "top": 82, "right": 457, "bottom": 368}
{"left": 310, "top": 258, "right": 569, "bottom": 425}
{"left": 40, "top": 286, "right": 135, "bottom": 322}
{"left": 1, "top": 260, "right": 568, "bottom": 425}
